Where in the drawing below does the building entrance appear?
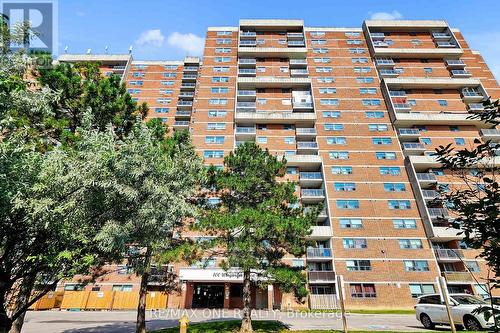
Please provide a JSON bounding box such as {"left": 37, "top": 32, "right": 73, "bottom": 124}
{"left": 191, "top": 283, "right": 224, "bottom": 308}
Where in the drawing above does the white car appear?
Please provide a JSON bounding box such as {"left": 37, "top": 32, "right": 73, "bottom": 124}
{"left": 416, "top": 293, "right": 496, "bottom": 330}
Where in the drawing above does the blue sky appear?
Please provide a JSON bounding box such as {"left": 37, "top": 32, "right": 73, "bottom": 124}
{"left": 58, "top": 0, "right": 500, "bottom": 79}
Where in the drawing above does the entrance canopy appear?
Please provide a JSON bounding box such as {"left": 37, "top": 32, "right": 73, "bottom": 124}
{"left": 179, "top": 268, "right": 266, "bottom": 283}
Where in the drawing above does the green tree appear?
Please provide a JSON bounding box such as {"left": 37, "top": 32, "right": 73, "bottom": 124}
{"left": 197, "top": 143, "right": 318, "bottom": 333}
{"left": 433, "top": 98, "right": 499, "bottom": 329}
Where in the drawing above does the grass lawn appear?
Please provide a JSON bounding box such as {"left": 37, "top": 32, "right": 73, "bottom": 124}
{"left": 149, "top": 320, "right": 441, "bottom": 333}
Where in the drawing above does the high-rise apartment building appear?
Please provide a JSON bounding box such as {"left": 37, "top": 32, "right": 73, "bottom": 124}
{"left": 55, "top": 19, "right": 499, "bottom": 310}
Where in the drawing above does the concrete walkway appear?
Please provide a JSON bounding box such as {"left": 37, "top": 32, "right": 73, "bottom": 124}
{"left": 22, "top": 309, "right": 434, "bottom": 332}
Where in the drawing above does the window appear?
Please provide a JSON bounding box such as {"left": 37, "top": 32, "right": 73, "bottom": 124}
{"left": 437, "top": 99, "right": 448, "bottom": 106}
{"left": 337, "top": 200, "right": 359, "bottom": 209}
{"left": 360, "top": 88, "right": 377, "bottom": 95}
{"left": 311, "top": 39, "right": 327, "bottom": 45}
{"left": 455, "top": 138, "right": 465, "bottom": 145}
{"left": 323, "top": 111, "right": 341, "bottom": 118}
{"left": 207, "top": 123, "right": 226, "bottom": 130}
{"left": 132, "top": 72, "right": 145, "bottom": 78}
{"left": 331, "top": 166, "right": 353, "bottom": 175}
{"left": 393, "top": 219, "right": 417, "bottom": 229}
{"left": 205, "top": 136, "right": 225, "bottom": 144}
{"left": 334, "top": 182, "right": 356, "bottom": 191}
{"left": 279, "top": 67, "right": 289, "bottom": 73}
{"left": 64, "top": 284, "right": 84, "bottom": 291}
{"left": 320, "top": 99, "right": 339, "bottom": 106}
{"left": 213, "top": 66, "right": 230, "bottom": 72}
{"left": 362, "top": 99, "right": 381, "bottom": 106}
{"left": 372, "top": 137, "right": 392, "bottom": 145}
{"left": 465, "top": 261, "right": 480, "bottom": 272}
{"left": 340, "top": 218, "right": 362, "bottom": 229}
{"left": 388, "top": 200, "right": 411, "bottom": 209}
{"left": 324, "top": 124, "right": 344, "bottom": 131}
{"left": 356, "top": 77, "right": 374, "bottom": 83}
{"left": 409, "top": 284, "right": 435, "bottom": 298}
{"left": 209, "top": 98, "right": 228, "bottom": 105}
{"left": 345, "top": 32, "right": 361, "bottom": 37}
{"left": 449, "top": 125, "right": 459, "bottom": 132}
{"left": 159, "top": 89, "right": 173, "bottom": 95}
{"left": 319, "top": 87, "right": 337, "bottom": 94}
{"left": 162, "top": 73, "right": 176, "bottom": 78}
{"left": 327, "top": 137, "right": 347, "bottom": 145}
{"left": 421, "top": 138, "right": 432, "bottom": 145}
{"left": 399, "top": 239, "right": 423, "bottom": 249}
{"left": 211, "top": 87, "right": 229, "bottom": 94}
{"left": 353, "top": 67, "right": 371, "bottom": 73}
{"left": 311, "top": 286, "right": 334, "bottom": 295}
{"left": 215, "top": 47, "right": 231, "bottom": 53}
{"left": 286, "top": 167, "right": 298, "bottom": 175}
{"left": 284, "top": 137, "right": 295, "bottom": 144}
{"left": 411, "top": 39, "right": 422, "bottom": 46}
{"left": 312, "top": 48, "right": 329, "bottom": 54}
{"left": 343, "top": 238, "right": 367, "bottom": 249}
{"left": 431, "top": 168, "right": 445, "bottom": 176}
{"left": 384, "top": 183, "right": 406, "bottom": 192}
{"left": 208, "top": 110, "right": 227, "bottom": 118}
{"left": 154, "top": 108, "right": 169, "bottom": 114}
{"left": 369, "top": 124, "right": 388, "bottom": 132}
{"left": 376, "top": 152, "right": 396, "bottom": 160}
{"left": 215, "top": 57, "right": 231, "bottom": 63}
{"left": 424, "top": 67, "right": 433, "bottom": 73}
{"left": 317, "top": 77, "right": 335, "bottom": 83}
{"left": 212, "top": 76, "right": 229, "bottom": 83}
{"left": 349, "top": 48, "right": 365, "bottom": 54}
{"left": 256, "top": 136, "right": 268, "bottom": 144}
{"left": 380, "top": 167, "right": 401, "bottom": 176}
{"left": 127, "top": 89, "right": 141, "bottom": 94}
{"left": 160, "top": 80, "right": 174, "bottom": 86}
{"left": 204, "top": 150, "right": 224, "bottom": 158}
{"left": 352, "top": 57, "right": 368, "bottom": 63}
{"left": 316, "top": 67, "right": 333, "bottom": 73}
{"left": 404, "top": 260, "right": 429, "bottom": 272}
{"left": 351, "top": 284, "right": 376, "bottom": 298}
{"left": 216, "top": 38, "right": 231, "bottom": 44}
{"left": 407, "top": 99, "right": 417, "bottom": 106}
{"left": 216, "top": 31, "right": 232, "bottom": 36}
{"left": 292, "top": 259, "right": 305, "bottom": 268}
{"left": 329, "top": 151, "right": 349, "bottom": 159}
{"left": 346, "top": 260, "right": 371, "bottom": 271}
{"left": 112, "top": 284, "right": 133, "bottom": 292}
{"left": 156, "top": 98, "right": 171, "bottom": 104}
{"left": 347, "top": 39, "right": 363, "bottom": 45}
{"left": 129, "top": 80, "right": 143, "bottom": 86}
{"left": 310, "top": 31, "right": 326, "bottom": 37}
{"left": 314, "top": 57, "right": 331, "bottom": 63}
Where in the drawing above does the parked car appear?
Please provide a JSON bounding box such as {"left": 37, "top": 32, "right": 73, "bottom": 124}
{"left": 484, "top": 296, "right": 500, "bottom": 306}
{"left": 415, "top": 293, "right": 497, "bottom": 330}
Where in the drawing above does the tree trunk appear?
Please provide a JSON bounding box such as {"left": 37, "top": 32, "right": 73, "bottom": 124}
{"left": 135, "top": 249, "right": 152, "bottom": 333}
{"left": 240, "top": 269, "right": 252, "bottom": 333}
{"left": 9, "top": 275, "right": 36, "bottom": 333}
{"left": 0, "top": 278, "right": 14, "bottom": 333}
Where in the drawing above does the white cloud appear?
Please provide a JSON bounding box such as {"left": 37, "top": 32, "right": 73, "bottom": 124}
{"left": 167, "top": 32, "right": 205, "bottom": 56}
{"left": 135, "top": 29, "right": 165, "bottom": 47}
{"left": 464, "top": 32, "right": 500, "bottom": 83}
{"left": 369, "top": 10, "right": 403, "bottom": 20}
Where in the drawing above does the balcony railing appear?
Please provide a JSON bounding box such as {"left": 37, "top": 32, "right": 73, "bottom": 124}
{"left": 393, "top": 103, "right": 412, "bottom": 110}
{"left": 297, "top": 142, "right": 319, "bottom": 149}
{"left": 177, "top": 101, "right": 193, "bottom": 106}
{"left": 240, "top": 31, "right": 256, "bottom": 37}
{"left": 451, "top": 69, "right": 471, "bottom": 77}
{"left": 239, "top": 58, "right": 257, "bottom": 65}
{"left": 175, "top": 111, "right": 191, "bottom": 117}
{"left": 398, "top": 128, "right": 420, "bottom": 136}
{"left": 467, "top": 103, "right": 485, "bottom": 112}
{"left": 308, "top": 271, "right": 335, "bottom": 282}
{"left": 373, "top": 41, "right": 389, "bottom": 47}
{"left": 481, "top": 129, "right": 500, "bottom": 136}
{"left": 288, "top": 40, "right": 306, "bottom": 47}
{"left": 416, "top": 173, "right": 437, "bottom": 182}
{"left": 434, "top": 249, "right": 464, "bottom": 260}
{"left": 296, "top": 128, "right": 317, "bottom": 135}
{"left": 180, "top": 83, "right": 196, "bottom": 88}
{"left": 379, "top": 69, "right": 399, "bottom": 76}
{"left": 290, "top": 59, "right": 308, "bottom": 65}
{"left": 403, "top": 142, "right": 425, "bottom": 150}
{"left": 235, "top": 127, "right": 256, "bottom": 134}
{"left": 432, "top": 32, "right": 452, "bottom": 39}
{"left": 371, "top": 32, "right": 385, "bottom": 40}
{"left": 112, "top": 65, "right": 126, "bottom": 70}
{"left": 290, "top": 69, "right": 309, "bottom": 76}
{"left": 428, "top": 207, "right": 450, "bottom": 218}
{"left": 375, "top": 58, "right": 395, "bottom": 66}
{"left": 293, "top": 102, "right": 313, "bottom": 109}
{"left": 443, "top": 272, "right": 475, "bottom": 282}
{"left": 309, "top": 295, "right": 338, "bottom": 310}
{"left": 183, "top": 66, "right": 198, "bottom": 72}
{"left": 301, "top": 189, "right": 325, "bottom": 197}
{"left": 239, "top": 40, "right": 257, "bottom": 46}
{"left": 182, "top": 74, "right": 197, "bottom": 80}
{"left": 306, "top": 247, "right": 332, "bottom": 258}
{"left": 236, "top": 102, "right": 256, "bottom": 108}
{"left": 389, "top": 90, "right": 407, "bottom": 97}
{"left": 445, "top": 59, "right": 465, "bottom": 67}
{"left": 422, "top": 190, "right": 439, "bottom": 200}
{"left": 179, "top": 92, "right": 194, "bottom": 98}
{"left": 237, "top": 90, "right": 256, "bottom": 96}
{"left": 300, "top": 172, "right": 322, "bottom": 180}
{"left": 287, "top": 32, "right": 304, "bottom": 39}
{"left": 238, "top": 68, "right": 257, "bottom": 76}
{"left": 436, "top": 41, "right": 456, "bottom": 48}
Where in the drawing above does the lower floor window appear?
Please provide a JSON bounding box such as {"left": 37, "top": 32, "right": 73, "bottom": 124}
{"left": 311, "top": 286, "right": 334, "bottom": 295}
{"left": 112, "top": 284, "right": 133, "bottom": 292}
{"left": 409, "top": 283, "right": 435, "bottom": 297}
{"left": 350, "top": 283, "right": 376, "bottom": 298}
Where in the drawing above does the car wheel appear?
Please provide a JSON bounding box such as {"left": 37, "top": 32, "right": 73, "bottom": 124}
{"left": 463, "top": 316, "right": 481, "bottom": 331}
{"left": 421, "top": 313, "right": 435, "bottom": 329}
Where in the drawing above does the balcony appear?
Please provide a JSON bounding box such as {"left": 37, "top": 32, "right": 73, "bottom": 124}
{"left": 235, "top": 111, "right": 316, "bottom": 124}
{"left": 384, "top": 77, "right": 480, "bottom": 89}
{"left": 445, "top": 59, "right": 465, "bottom": 68}
{"left": 290, "top": 69, "right": 309, "bottom": 77}
{"left": 288, "top": 40, "right": 305, "bottom": 47}
{"left": 422, "top": 190, "right": 439, "bottom": 201}
{"left": 293, "top": 101, "right": 313, "bottom": 110}
{"left": 373, "top": 41, "right": 389, "bottom": 48}
{"left": 235, "top": 126, "right": 256, "bottom": 139}
{"left": 432, "top": 226, "right": 463, "bottom": 241}
{"left": 408, "top": 155, "right": 442, "bottom": 168}
{"left": 282, "top": 154, "right": 322, "bottom": 167}
{"left": 175, "top": 110, "right": 191, "bottom": 118}
{"left": 379, "top": 69, "right": 400, "bottom": 78}
{"left": 402, "top": 142, "right": 426, "bottom": 156}
{"left": 393, "top": 103, "right": 412, "bottom": 112}
{"left": 183, "top": 66, "right": 198, "bottom": 72}
{"left": 416, "top": 172, "right": 437, "bottom": 186}
{"left": 177, "top": 101, "right": 193, "bottom": 107}
{"left": 182, "top": 74, "right": 197, "bottom": 81}
{"left": 296, "top": 127, "right": 317, "bottom": 138}
{"left": 309, "top": 295, "right": 338, "bottom": 310}
{"left": 236, "top": 102, "right": 256, "bottom": 112}
{"left": 443, "top": 272, "right": 475, "bottom": 283}
{"left": 240, "top": 31, "right": 256, "bottom": 38}
{"left": 301, "top": 189, "right": 325, "bottom": 203}
{"left": 398, "top": 128, "right": 421, "bottom": 140}
{"left": 173, "top": 121, "right": 189, "bottom": 129}
{"left": 451, "top": 69, "right": 472, "bottom": 78}
{"left": 467, "top": 103, "right": 485, "bottom": 112}
{"left": 308, "top": 226, "right": 333, "bottom": 240}
{"left": 373, "top": 47, "right": 463, "bottom": 58}
{"left": 289, "top": 59, "right": 308, "bottom": 67}
{"left": 389, "top": 90, "right": 407, "bottom": 97}
{"left": 297, "top": 141, "right": 319, "bottom": 154}
{"left": 308, "top": 271, "right": 335, "bottom": 282}
{"left": 434, "top": 249, "right": 464, "bottom": 261}
{"left": 238, "top": 68, "right": 257, "bottom": 77}
{"left": 375, "top": 58, "right": 395, "bottom": 67}
{"left": 238, "top": 58, "right": 257, "bottom": 66}
{"left": 436, "top": 41, "right": 457, "bottom": 48}
{"left": 237, "top": 76, "right": 311, "bottom": 88}
{"left": 238, "top": 47, "right": 308, "bottom": 58}
{"left": 287, "top": 32, "right": 304, "bottom": 39}
{"left": 432, "top": 32, "right": 452, "bottom": 40}
{"left": 428, "top": 207, "right": 450, "bottom": 220}
{"left": 306, "top": 247, "right": 332, "bottom": 259}
{"left": 299, "top": 172, "right": 323, "bottom": 187}
{"left": 480, "top": 128, "right": 500, "bottom": 142}
{"left": 179, "top": 92, "right": 194, "bottom": 98}
{"left": 371, "top": 32, "right": 385, "bottom": 40}
{"left": 180, "top": 83, "right": 196, "bottom": 89}
{"left": 239, "top": 40, "right": 257, "bottom": 47}
{"left": 461, "top": 91, "right": 484, "bottom": 103}
{"left": 237, "top": 90, "right": 256, "bottom": 100}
